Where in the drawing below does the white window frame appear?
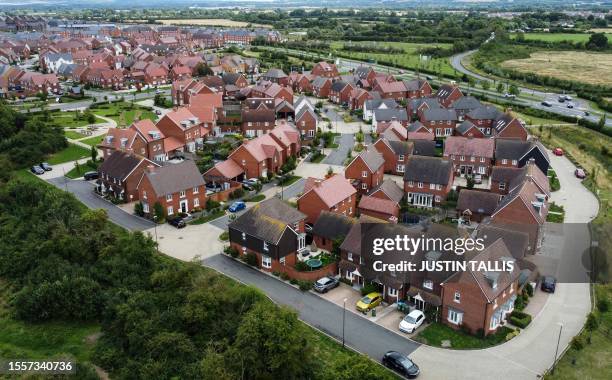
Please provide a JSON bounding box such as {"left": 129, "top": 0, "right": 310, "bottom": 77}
{"left": 180, "top": 190, "right": 186, "bottom": 198}
{"left": 166, "top": 194, "right": 173, "bottom": 201}
{"left": 448, "top": 309, "right": 463, "bottom": 325}
{"left": 388, "top": 287, "right": 398, "bottom": 297}
{"left": 263, "top": 241, "right": 269, "bottom": 252}
{"left": 361, "top": 171, "right": 368, "bottom": 178}
{"left": 167, "top": 206, "right": 174, "bottom": 215}
{"left": 423, "top": 279, "right": 433, "bottom": 290}
{"left": 454, "top": 291, "right": 461, "bottom": 303}
{"left": 193, "top": 186, "right": 199, "bottom": 194}
{"left": 193, "top": 198, "right": 199, "bottom": 207}
{"left": 262, "top": 255, "right": 272, "bottom": 269}
{"left": 418, "top": 182, "right": 423, "bottom": 189}
{"left": 361, "top": 183, "right": 367, "bottom": 190}
{"left": 348, "top": 252, "right": 353, "bottom": 261}
{"left": 430, "top": 183, "right": 436, "bottom": 190}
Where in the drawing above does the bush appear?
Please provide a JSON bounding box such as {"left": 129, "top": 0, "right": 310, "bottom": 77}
{"left": 244, "top": 252, "right": 258, "bottom": 267}
{"left": 223, "top": 246, "right": 239, "bottom": 258}
{"left": 295, "top": 261, "right": 309, "bottom": 272}
{"left": 298, "top": 281, "right": 313, "bottom": 291}
{"left": 510, "top": 310, "right": 532, "bottom": 328}
{"left": 525, "top": 283, "right": 534, "bottom": 297}
{"left": 360, "top": 283, "right": 378, "bottom": 296}
{"left": 280, "top": 272, "right": 290, "bottom": 281}
{"left": 229, "top": 188, "right": 245, "bottom": 200}
{"left": 219, "top": 231, "right": 229, "bottom": 241}
{"left": 505, "top": 329, "right": 520, "bottom": 341}
{"left": 597, "top": 297, "right": 609, "bottom": 312}
{"left": 134, "top": 202, "right": 144, "bottom": 217}
{"left": 272, "top": 271, "right": 281, "bottom": 277}
{"left": 570, "top": 336, "right": 584, "bottom": 351}
{"left": 339, "top": 277, "right": 352, "bottom": 286}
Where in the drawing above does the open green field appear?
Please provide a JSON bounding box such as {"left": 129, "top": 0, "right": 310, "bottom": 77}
{"left": 328, "top": 40, "right": 456, "bottom": 76}
{"left": 51, "top": 112, "right": 103, "bottom": 129}
{"left": 47, "top": 144, "right": 90, "bottom": 165}
{"left": 89, "top": 102, "right": 157, "bottom": 127}
{"left": 79, "top": 134, "right": 106, "bottom": 147}
{"left": 510, "top": 32, "right": 612, "bottom": 43}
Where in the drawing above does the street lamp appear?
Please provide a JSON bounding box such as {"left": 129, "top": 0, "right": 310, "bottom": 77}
{"left": 342, "top": 297, "right": 348, "bottom": 348}
{"left": 551, "top": 322, "right": 563, "bottom": 374}
{"left": 153, "top": 215, "right": 159, "bottom": 252}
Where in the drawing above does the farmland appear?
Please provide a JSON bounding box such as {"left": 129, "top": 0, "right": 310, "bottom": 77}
{"left": 501, "top": 51, "right": 612, "bottom": 87}
{"left": 510, "top": 32, "right": 612, "bottom": 43}
{"left": 157, "top": 18, "right": 271, "bottom": 28}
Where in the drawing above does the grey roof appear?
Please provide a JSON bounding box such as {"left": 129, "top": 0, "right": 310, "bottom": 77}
{"left": 371, "top": 179, "right": 404, "bottom": 203}
{"left": 144, "top": 160, "right": 204, "bottom": 197}
{"left": 229, "top": 198, "right": 306, "bottom": 243}
{"left": 412, "top": 140, "right": 436, "bottom": 156}
{"left": 354, "top": 65, "right": 373, "bottom": 79}
{"left": 357, "top": 148, "right": 385, "bottom": 172}
{"left": 312, "top": 211, "right": 356, "bottom": 240}
{"left": 407, "top": 121, "right": 428, "bottom": 132}
{"left": 403, "top": 79, "right": 427, "bottom": 91}
{"left": 467, "top": 105, "right": 501, "bottom": 120}
{"left": 98, "top": 151, "right": 147, "bottom": 181}
{"left": 296, "top": 106, "right": 316, "bottom": 122}
{"left": 494, "top": 139, "right": 534, "bottom": 160}
{"left": 387, "top": 140, "right": 413, "bottom": 156}
{"left": 403, "top": 156, "right": 452, "bottom": 185}
{"left": 436, "top": 84, "right": 460, "bottom": 99}
{"left": 456, "top": 120, "right": 478, "bottom": 134}
{"left": 222, "top": 72, "right": 243, "bottom": 85}
{"left": 374, "top": 108, "right": 408, "bottom": 122}
{"left": 423, "top": 108, "right": 457, "bottom": 122}
{"left": 491, "top": 166, "right": 524, "bottom": 184}
{"left": 493, "top": 113, "right": 519, "bottom": 133}
{"left": 57, "top": 62, "right": 77, "bottom": 76}
{"left": 365, "top": 98, "right": 398, "bottom": 110}
{"left": 451, "top": 95, "right": 482, "bottom": 111}
{"left": 457, "top": 189, "right": 500, "bottom": 215}
{"left": 408, "top": 97, "right": 441, "bottom": 112}
{"left": 330, "top": 80, "right": 350, "bottom": 92}
{"left": 476, "top": 223, "right": 529, "bottom": 260}
{"left": 263, "top": 68, "right": 287, "bottom": 79}
{"left": 312, "top": 76, "right": 330, "bottom": 88}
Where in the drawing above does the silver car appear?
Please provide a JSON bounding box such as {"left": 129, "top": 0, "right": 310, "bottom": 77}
{"left": 313, "top": 276, "right": 339, "bottom": 293}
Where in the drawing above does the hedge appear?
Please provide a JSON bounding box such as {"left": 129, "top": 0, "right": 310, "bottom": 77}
{"left": 510, "top": 310, "right": 532, "bottom": 328}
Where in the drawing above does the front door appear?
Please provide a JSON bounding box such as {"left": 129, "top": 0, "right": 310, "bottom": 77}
{"left": 180, "top": 200, "right": 188, "bottom": 213}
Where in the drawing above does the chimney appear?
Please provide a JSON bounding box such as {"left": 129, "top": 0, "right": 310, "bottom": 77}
{"left": 314, "top": 179, "right": 322, "bottom": 187}
{"left": 146, "top": 165, "right": 156, "bottom": 174}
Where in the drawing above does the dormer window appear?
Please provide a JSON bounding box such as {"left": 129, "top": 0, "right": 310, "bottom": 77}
{"left": 242, "top": 232, "right": 246, "bottom": 241}
{"left": 423, "top": 279, "right": 433, "bottom": 290}
{"left": 263, "top": 241, "right": 269, "bottom": 252}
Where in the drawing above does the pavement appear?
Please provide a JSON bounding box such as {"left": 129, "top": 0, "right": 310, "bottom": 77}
{"left": 146, "top": 222, "right": 225, "bottom": 262}
{"left": 323, "top": 133, "right": 355, "bottom": 166}
{"left": 202, "top": 254, "right": 421, "bottom": 361}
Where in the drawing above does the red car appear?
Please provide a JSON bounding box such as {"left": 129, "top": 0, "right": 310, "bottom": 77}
{"left": 575, "top": 168, "right": 586, "bottom": 179}
{"left": 553, "top": 148, "right": 564, "bottom": 156}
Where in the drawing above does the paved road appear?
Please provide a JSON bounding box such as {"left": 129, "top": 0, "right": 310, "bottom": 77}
{"left": 47, "top": 177, "right": 154, "bottom": 231}
{"left": 323, "top": 134, "right": 354, "bottom": 166}
{"left": 275, "top": 177, "right": 306, "bottom": 200}
{"left": 203, "top": 254, "right": 421, "bottom": 360}
{"left": 449, "top": 50, "right": 610, "bottom": 127}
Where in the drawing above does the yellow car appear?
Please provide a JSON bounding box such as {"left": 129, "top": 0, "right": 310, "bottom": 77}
{"left": 356, "top": 292, "right": 383, "bottom": 313}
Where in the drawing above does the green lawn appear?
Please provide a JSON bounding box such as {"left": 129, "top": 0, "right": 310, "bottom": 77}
{"left": 89, "top": 101, "right": 157, "bottom": 127}
{"left": 47, "top": 144, "right": 90, "bottom": 165}
{"left": 245, "top": 194, "right": 266, "bottom": 203}
{"left": 190, "top": 210, "right": 226, "bottom": 225}
{"left": 65, "top": 160, "right": 98, "bottom": 179}
{"left": 64, "top": 130, "right": 86, "bottom": 140}
{"left": 547, "top": 202, "right": 565, "bottom": 223}
{"left": 79, "top": 135, "right": 105, "bottom": 147}
{"left": 51, "top": 112, "right": 103, "bottom": 128}
{"left": 510, "top": 32, "right": 612, "bottom": 43}
{"left": 414, "top": 322, "right": 514, "bottom": 349}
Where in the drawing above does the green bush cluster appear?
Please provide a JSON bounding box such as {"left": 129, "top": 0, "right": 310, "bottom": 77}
{"left": 509, "top": 310, "right": 532, "bottom": 328}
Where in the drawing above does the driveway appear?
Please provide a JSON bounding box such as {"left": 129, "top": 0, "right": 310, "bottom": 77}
{"left": 147, "top": 222, "right": 225, "bottom": 262}
{"left": 47, "top": 176, "right": 154, "bottom": 231}
{"left": 323, "top": 134, "right": 354, "bottom": 166}
{"left": 203, "top": 254, "right": 421, "bottom": 360}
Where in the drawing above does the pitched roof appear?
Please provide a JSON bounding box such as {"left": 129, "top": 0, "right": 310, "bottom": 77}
{"left": 204, "top": 159, "right": 244, "bottom": 180}
{"left": 443, "top": 136, "right": 495, "bottom": 158}
{"left": 403, "top": 156, "right": 452, "bottom": 185}
{"left": 130, "top": 119, "right": 164, "bottom": 142}
{"left": 370, "top": 179, "right": 404, "bottom": 204}
{"left": 311, "top": 211, "right": 356, "bottom": 240}
{"left": 450, "top": 95, "right": 482, "bottom": 110}
{"left": 467, "top": 105, "right": 501, "bottom": 120}
{"left": 423, "top": 108, "right": 457, "bottom": 121}
{"left": 98, "top": 151, "right": 154, "bottom": 181}
{"left": 229, "top": 198, "right": 306, "bottom": 243}
{"left": 412, "top": 140, "right": 436, "bottom": 156}
{"left": 476, "top": 223, "right": 530, "bottom": 260}
{"left": 373, "top": 108, "right": 408, "bottom": 122}
{"left": 491, "top": 166, "right": 524, "bottom": 184}
{"left": 300, "top": 174, "right": 357, "bottom": 208}
{"left": 353, "top": 148, "right": 385, "bottom": 172}
{"left": 456, "top": 120, "right": 479, "bottom": 135}
{"left": 457, "top": 189, "right": 501, "bottom": 215}
{"left": 359, "top": 195, "right": 399, "bottom": 218}
{"left": 143, "top": 160, "right": 204, "bottom": 197}
{"left": 403, "top": 79, "right": 428, "bottom": 91}
{"left": 494, "top": 139, "right": 549, "bottom": 163}
{"left": 263, "top": 68, "right": 287, "bottom": 79}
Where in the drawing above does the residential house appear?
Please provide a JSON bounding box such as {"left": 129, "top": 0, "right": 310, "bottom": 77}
{"left": 451, "top": 96, "right": 483, "bottom": 119}
{"left": 494, "top": 139, "right": 550, "bottom": 174}
{"left": 297, "top": 174, "right": 357, "bottom": 225}
{"left": 369, "top": 179, "right": 404, "bottom": 204}
{"left": 228, "top": 133, "right": 285, "bottom": 179}
{"left": 403, "top": 156, "right": 454, "bottom": 207}
{"left": 311, "top": 211, "right": 356, "bottom": 253}
{"left": 373, "top": 80, "right": 407, "bottom": 101}
{"left": 202, "top": 159, "right": 245, "bottom": 201}
{"left": 407, "top": 97, "right": 442, "bottom": 121}
{"left": 311, "top": 61, "right": 339, "bottom": 78}
{"left": 443, "top": 136, "right": 495, "bottom": 178}
{"left": 492, "top": 112, "right": 528, "bottom": 141}
{"left": 312, "top": 76, "right": 332, "bottom": 98}
{"left": 455, "top": 120, "right": 485, "bottom": 138}
{"left": 345, "top": 148, "right": 385, "bottom": 193}
{"left": 97, "top": 151, "right": 160, "bottom": 202}
{"left": 358, "top": 195, "right": 400, "bottom": 223}
{"left": 464, "top": 106, "right": 501, "bottom": 133}
{"left": 403, "top": 79, "right": 433, "bottom": 99}
{"left": 294, "top": 98, "right": 318, "bottom": 141}
{"left": 137, "top": 160, "right": 207, "bottom": 217}
{"left": 373, "top": 138, "right": 413, "bottom": 175}
{"left": 261, "top": 68, "right": 288, "bottom": 86}
{"left": 241, "top": 108, "right": 276, "bottom": 137}
{"left": 436, "top": 83, "right": 463, "bottom": 108}
{"left": 372, "top": 108, "right": 409, "bottom": 133}
{"left": 420, "top": 108, "right": 458, "bottom": 138}
{"left": 363, "top": 98, "right": 398, "bottom": 122}
{"left": 457, "top": 189, "right": 501, "bottom": 222}
{"left": 156, "top": 107, "right": 207, "bottom": 153}
{"left": 328, "top": 80, "right": 354, "bottom": 105}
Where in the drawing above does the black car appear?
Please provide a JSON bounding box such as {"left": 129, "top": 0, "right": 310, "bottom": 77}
{"left": 169, "top": 217, "right": 186, "bottom": 229}
{"left": 541, "top": 101, "right": 552, "bottom": 107}
{"left": 31, "top": 165, "right": 45, "bottom": 175}
{"left": 382, "top": 351, "right": 420, "bottom": 378}
{"left": 313, "top": 276, "right": 339, "bottom": 293}
{"left": 83, "top": 171, "right": 99, "bottom": 180}
{"left": 541, "top": 276, "right": 556, "bottom": 293}
{"left": 40, "top": 162, "right": 52, "bottom": 171}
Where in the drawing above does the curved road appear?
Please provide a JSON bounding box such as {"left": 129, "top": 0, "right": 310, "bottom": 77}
{"left": 450, "top": 50, "right": 611, "bottom": 127}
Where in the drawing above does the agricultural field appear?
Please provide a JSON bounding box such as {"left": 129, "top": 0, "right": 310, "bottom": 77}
{"left": 329, "top": 40, "right": 456, "bottom": 76}
{"left": 501, "top": 51, "right": 612, "bottom": 87}
{"left": 157, "top": 19, "right": 271, "bottom": 28}
{"left": 510, "top": 32, "right": 612, "bottom": 43}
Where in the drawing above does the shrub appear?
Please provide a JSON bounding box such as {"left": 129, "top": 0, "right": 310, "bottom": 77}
{"left": 514, "top": 295, "right": 526, "bottom": 311}
{"left": 272, "top": 271, "right": 281, "bottom": 277}
{"left": 223, "top": 246, "right": 238, "bottom": 257}
{"left": 525, "top": 283, "right": 534, "bottom": 297}
{"left": 244, "top": 252, "right": 258, "bottom": 267}
{"left": 289, "top": 278, "right": 299, "bottom": 285}
{"left": 206, "top": 198, "right": 221, "bottom": 210}
{"left": 298, "top": 281, "right": 313, "bottom": 291}
{"left": 360, "top": 283, "right": 378, "bottom": 296}
{"left": 280, "top": 272, "right": 290, "bottom": 281}
{"left": 219, "top": 231, "right": 229, "bottom": 241}
{"left": 570, "top": 336, "right": 584, "bottom": 351}
{"left": 134, "top": 202, "right": 144, "bottom": 217}
{"left": 597, "top": 297, "right": 609, "bottom": 312}
{"left": 229, "top": 188, "right": 244, "bottom": 200}
{"left": 510, "top": 310, "right": 532, "bottom": 328}
{"left": 339, "top": 278, "right": 352, "bottom": 286}
{"left": 295, "top": 261, "right": 309, "bottom": 272}
{"left": 505, "top": 329, "right": 520, "bottom": 341}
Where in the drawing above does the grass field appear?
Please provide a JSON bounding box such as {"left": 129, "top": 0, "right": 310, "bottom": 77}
{"left": 501, "top": 51, "right": 612, "bottom": 87}
{"left": 414, "top": 322, "right": 514, "bottom": 349}
{"left": 47, "top": 144, "right": 90, "bottom": 165}
{"left": 328, "top": 40, "right": 456, "bottom": 76}
{"left": 66, "top": 160, "right": 98, "bottom": 179}
{"left": 510, "top": 32, "right": 612, "bottom": 43}
{"left": 64, "top": 130, "right": 86, "bottom": 139}
{"left": 157, "top": 18, "right": 271, "bottom": 28}
{"left": 89, "top": 102, "right": 157, "bottom": 127}
{"left": 52, "top": 112, "right": 103, "bottom": 129}
{"left": 79, "top": 135, "right": 105, "bottom": 147}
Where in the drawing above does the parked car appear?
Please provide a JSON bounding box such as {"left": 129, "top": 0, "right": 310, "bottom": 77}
{"left": 564, "top": 95, "right": 573, "bottom": 101}
{"left": 30, "top": 165, "right": 45, "bottom": 175}
{"left": 558, "top": 97, "right": 565, "bottom": 103}
{"left": 356, "top": 292, "right": 382, "bottom": 313}
{"left": 541, "top": 101, "right": 552, "bottom": 107}
{"left": 566, "top": 102, "right": 574, "bottom": 109}
{"left": 541, "top": 276, "right": 557, "bottom": 293}
{"left": 39, "top": 162, "right": 52, "bottom": 171}
{"left": 382, "top": 351, "right": 420, "bottom": 378}
{"left": 399, "top": 310, "right": 426, "bottom": 334}
{"left": 584, "top": 111, "right": 590, "bottom": 116}
{"left": 83, "top": 171, "right": 99, "bottom": 180}
{"left": 169, "top": 217, "right": 186, "bottom": 229}
{"left": 503, "top": 93, "right": 516, "bottom": 99}
{"left": 575, "top": 168, "right": 586, "bottom": 179}
{"left": 314, "top": 276, "right": 339, "bottom": 293}
{"left": 155, "top": 110, "right": 162, "bottom": 115}
{"left": 553, "top": 148, "right": 564, "bottom": 156}
{"left": 228, "top": 201, "right": 246, "bottom": 213}
{"left": 243, "top": 178, "right": 260, "bottom": 186}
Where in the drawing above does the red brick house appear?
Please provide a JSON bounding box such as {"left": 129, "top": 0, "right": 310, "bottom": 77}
{"left": 97, "top": 151, "right": 160, "bottom": 202}
{"left": 241, "top": 108, "right": 276, "bottom": 137}
{"left": 261, "top": 68, "right": 289, "bottom": 86}
{"left": 492, "top": 113, "right": 528, "bottom": 141}
{"left": 137, "top": 160, "right": 207, "bottom": 217}
{"left": 403, "top": 156, "right": 454, "bottom": 207}
{"left": 436, "top": 83, "right": 463, "bottom": 108}
{"left": 354, "top": 65, "right": 377, "bottom": 83}
{"left": 144, "top": 64, "right": 168, "bottom": 85}
{"left": 312, "top": 77, "right": 332, "bottom": 98}
{"left": 350, "top": 88, "right": 371, "bottom": 110}
{"left": 373, "top": 80, "right": 407, "bottom": 101}
{"left": 311, "top": 61, "right": 339, "bottom": 78}
{"left": 345, "top": 148, "right": 385, "bottom": 193}
{"left": 456, "top": 189, "right": 501, "bottom": 222}
{"left": 464, "top": 105, "right": 500, "bottom": 132}
{"left": 441, "top": 239, "right": 520, "bottom": 336}
{"left": 170, "top": 65, "right": 192, "bottom": 82}
{"left": 297, "top": 174, "right": 357, "bottom": 225}
{"left": 328, "top": 80, "right": 354, "bottom": 105}
{"left": 228, "top": 134, "right": 285, "bottom": 179}
{"left": 311, "top": 212, "right": 356, "bottom": 252}
{"left": 403, "top": 79, "right": 433, "bottom": 99}
{"left": 295, "top": 104, "right": 317, "bottom": 141}
{"left": 373, "top": 137, "right": 413, "bottom": 175}
{"left": 420, "top": 108, "right": 458, "bottom": 138}
{"left": 494, "top": 139, "right": 550, "bottom": 175}
{"left": 156, "top": 107, "right": 208, "bottom": 153}
{"left": 288, "top": 72, "right": 313, "bottom": 93}
{"left": 443, "top": 136, "right": 495, "bottom": 178}
{"left": 456, "top": 120, "right": 485, "bottom": 138}
{"left": 229, "top": 198, "right": 307, "bottom": 273}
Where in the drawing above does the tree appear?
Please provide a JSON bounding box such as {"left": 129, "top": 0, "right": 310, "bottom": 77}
{"left": 154, "top": 202, "right": 164, "bottom": 221}
{"left": 599, "top": 114, "right": 607, "bottom": 130}
{"left": 91, "top": 146, "right": 98, "bottom": 162}
{"left": 496, "top": 82, "right": 505, "bottom": 94}
{"left": 587, "top": 33, "right": 608, "bottom": 50}
{"left": 466, "top": 176, "right": 475, "bottom": 189}
{"left": 508, "top": 84, "right": 520, "bottom": 96}
{"left": 482, "top": 81, "right": 491, "bottom": 91}
{"left": 85, "top": 110, "right": 96, "bottom": 124}
{"left": 194, "top": 62, "right": 214, "bottom": 76}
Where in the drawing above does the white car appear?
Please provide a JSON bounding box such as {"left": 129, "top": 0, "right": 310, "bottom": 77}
{"left": 399, "top": 310, "right": 425, "bottom": 334}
